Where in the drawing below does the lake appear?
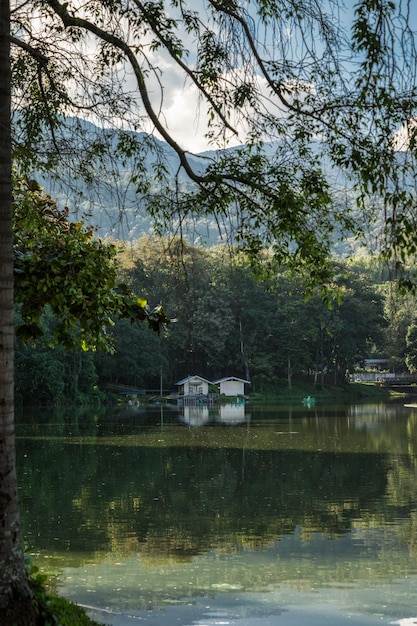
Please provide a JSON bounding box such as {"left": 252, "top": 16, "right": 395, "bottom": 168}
{"left": 15, "top": 399, "right": 417, "bottom": 626}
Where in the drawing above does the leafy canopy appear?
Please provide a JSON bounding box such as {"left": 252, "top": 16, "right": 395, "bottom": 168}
{"left": 9, "top": 1, "right": 417, "bottom": 290}
{"left": 13, "top": 175, "right": 173, "bottom": 350}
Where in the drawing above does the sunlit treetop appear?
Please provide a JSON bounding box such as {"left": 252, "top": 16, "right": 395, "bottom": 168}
{"left": 13, "top": 175, "right": 174, "bottom": 351}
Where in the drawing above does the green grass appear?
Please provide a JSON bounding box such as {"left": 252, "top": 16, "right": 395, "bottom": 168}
{"left": 248, "top": 380, "right": 391, "bottom": 404}
{"left": 26, "top": 556, "right": 105, "bottom": 626}
{"left": 45, "top": 596, "right": 106, "bottom": 625}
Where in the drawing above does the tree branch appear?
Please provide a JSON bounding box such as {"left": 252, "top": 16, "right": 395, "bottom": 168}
{"left": 44, "top": 0, "right": 207, "bottom": 185}
{"left": 132, "top": 0, "right": 240, "bottom": 141}
{"left": 10, "top": 35, "right": 48, "bottom": 65}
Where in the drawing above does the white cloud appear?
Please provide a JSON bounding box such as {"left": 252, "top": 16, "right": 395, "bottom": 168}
{"left": 154, "top": 84, "right": 212, "bottom": 153}
{"left": 392, "top": 118, "right": 417, "bottom": 151}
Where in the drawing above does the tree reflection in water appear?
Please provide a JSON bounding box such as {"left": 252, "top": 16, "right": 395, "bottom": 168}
{"left": 15, "top": 401, "right": 417, "bottom": 624}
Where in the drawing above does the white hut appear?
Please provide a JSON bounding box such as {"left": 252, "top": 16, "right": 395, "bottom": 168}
{"left": 175, "top": 375, "right": 211, "bottom": 396}
{"left": 213, "top": 376, "right": 250, "bottom": 397}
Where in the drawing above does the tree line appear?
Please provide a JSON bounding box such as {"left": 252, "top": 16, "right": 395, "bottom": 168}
{"left": 15, "top": 234, "right": 417, "bottom": 405}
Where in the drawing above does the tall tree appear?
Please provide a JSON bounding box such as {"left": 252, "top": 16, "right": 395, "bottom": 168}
{"left": 1, "top": 23, "right": 171, "bottom": 626}
{"left": 0, "top": 3, "right": 38, "bottom": 623}
{"left": 405, "top": 324, "right": 417, "bottom": 374}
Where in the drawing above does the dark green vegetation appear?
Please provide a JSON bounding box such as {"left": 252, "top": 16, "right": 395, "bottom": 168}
{"left": 13, "top": 176, "right": 173, "bottom": 352}
{"left": 249, "top": 381, "right": 391, "bottom": 405}
{"left": 43, "top": 598, "right": 104, "bottom": 626}
{"left": 26, "top": 558, "right": 105, "bottom": 626}
{"left": 15, "top": 233, "right": 414, "bottom": 405}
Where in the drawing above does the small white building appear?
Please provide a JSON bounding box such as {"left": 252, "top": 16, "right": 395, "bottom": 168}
{"left": 213, "top": 376, "right": 250, "bottom": 397}
{"left": 175, "top": 375, "right": 211, "bottom": 396}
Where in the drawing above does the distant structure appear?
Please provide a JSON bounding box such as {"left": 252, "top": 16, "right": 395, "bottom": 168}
{"left": 213, "top": 376, "right": 250, "bottom": 397}
{"left": 364, "top": 359, "right": 389, "bottom": 370}
{"left": 175, "top": 374, "right": 250, "bottom": 405}
{"left": 175, "top": 375, "right": 211, "bottom": 397}
{"left": 353, "top": 358, "right": 394, "bottom": 382}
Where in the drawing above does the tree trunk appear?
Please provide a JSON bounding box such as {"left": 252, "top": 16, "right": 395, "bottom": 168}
{"left": 0, "top": 4, "right": 37, "bottom": 623}
{"left": 239, "top": 317, "right": 250, "bottom": 383}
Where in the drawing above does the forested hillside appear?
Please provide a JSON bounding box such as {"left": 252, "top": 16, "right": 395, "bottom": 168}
{"left": 15, "top": 235, "right": 415, "bottom": 405}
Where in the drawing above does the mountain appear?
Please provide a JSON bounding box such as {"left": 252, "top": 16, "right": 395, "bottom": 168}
{"left": 33, "top": 117, "right": 232, "bottom": 245}
{"left": 31, "top": 117, "right": 360, "bottom": 254}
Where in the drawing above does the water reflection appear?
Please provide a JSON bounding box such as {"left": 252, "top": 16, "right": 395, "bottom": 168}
{"left": 179, "top": 405, "right": 211, "bottom": 426}
{"left": 217, "top": 403, "right": 249, "bottom": 424}
{"left": 14, "top": 400, "right": 417, "bottom": 625}
{"left": 178, "top": 403, "right": 250, "bottom": 427}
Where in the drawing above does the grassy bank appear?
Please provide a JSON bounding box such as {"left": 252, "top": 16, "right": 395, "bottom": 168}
{"left": 248, "top": 380, "right": 392, "bottom": 404}
{"left": 27, "top": 558, "right": 105, "bottom": 626}
{"left": 42, "top": 596, "right": 105, "bottom": 625}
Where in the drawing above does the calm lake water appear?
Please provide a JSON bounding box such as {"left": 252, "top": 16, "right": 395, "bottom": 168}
{"left": 15, "top": 400, "right": 417, "bottom": 626}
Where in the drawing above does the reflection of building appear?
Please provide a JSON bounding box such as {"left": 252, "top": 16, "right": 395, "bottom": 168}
{"left": 217, "top": 404, "right": 248, "bottom": 425}
{"left": 213, "top": 376, "right": 250, "bottom": 397}
{"left": 178, "top": 404, "right": 249, "bottom": 427}
{"left": 175, "top": 375, "right": 211, "bottom": 396}
{"left": 178, "top": 406, "right": 210, "bottom": 427}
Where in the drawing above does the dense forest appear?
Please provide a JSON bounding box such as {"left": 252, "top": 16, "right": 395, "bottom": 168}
{"left": 14, "top": 235, "right": 417, "bottom": 405}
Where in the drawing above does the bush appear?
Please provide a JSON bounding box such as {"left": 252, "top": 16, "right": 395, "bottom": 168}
{"left": 26, "top": 557, "right": 105, "bottom": 626}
